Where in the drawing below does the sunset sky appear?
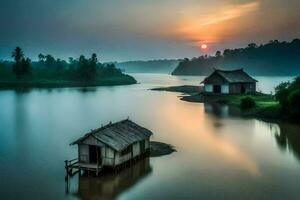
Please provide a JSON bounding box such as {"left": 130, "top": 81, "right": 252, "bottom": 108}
{"left": 1, "top": 0, "right": 300, "bottom": 61}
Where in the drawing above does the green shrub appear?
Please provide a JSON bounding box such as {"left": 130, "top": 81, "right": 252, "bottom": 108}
{"left": 240, "top": 96, "right": 256, "bottom": 110}
{"left": 275, "top": 82, "right": 290, "bottom": 109}
{"left": 288, "top": 89, "right": 300, "bottom": 118}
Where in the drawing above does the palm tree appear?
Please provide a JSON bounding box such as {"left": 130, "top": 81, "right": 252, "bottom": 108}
{"left": 11, "top": 47, "right": 31, "bottom": 79}
{"left": 38, "top": 53, "right": 45, "bottom": 62}
{"left": 91, "top": 53, "right": 97, "bottom": 64}
{"left": 12, "top": 47, "right": 24, "bottom": 63}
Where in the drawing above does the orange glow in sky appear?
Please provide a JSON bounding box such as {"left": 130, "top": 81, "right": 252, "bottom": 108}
{"left": 173, "top": 1, "right": 261, "bottom": 50}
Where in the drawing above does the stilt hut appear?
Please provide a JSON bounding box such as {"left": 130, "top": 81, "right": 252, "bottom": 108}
{"left": 66, "top": 119, "right": 153, "bottom": 175}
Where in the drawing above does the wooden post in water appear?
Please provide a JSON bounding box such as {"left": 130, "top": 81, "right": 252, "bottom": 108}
{"left": 65, "top": 160, "right": 69, "bottom": 176}
{"left": 64, "top": 160, "right": 69, "bottom": 194}
{"left": 96, "top": 147, "right": 99, "bottom": 176}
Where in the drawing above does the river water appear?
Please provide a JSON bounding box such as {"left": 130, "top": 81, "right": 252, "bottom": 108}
{"left": 0, "top": 74, "right": 299, "bottom": 200}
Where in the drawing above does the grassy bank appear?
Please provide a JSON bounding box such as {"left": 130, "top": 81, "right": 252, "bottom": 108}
{"left": 151, "top": 85, "right": 203, "bottom": 94}
{"left": 182, "top": 92, "right": 280, "bottom": 119}
{"left": 0, "top": 75, "right": 137, "bottom": 89}
{"left": 152, "top": 85, "right": 282, "bottom": 120}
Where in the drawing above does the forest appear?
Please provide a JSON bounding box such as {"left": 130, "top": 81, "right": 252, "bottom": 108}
{"left": 172, "top": 39, "right": 300, "bottom": 76}
{"left": 0, "top": 47, "right": 136, "bottom": 88}
{"left": 115, "top": 59, "right": 180, "bottom": 74}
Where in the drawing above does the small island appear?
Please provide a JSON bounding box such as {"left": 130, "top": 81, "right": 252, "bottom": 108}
{"left": 152, "top": 69, "right": 300, "bottom": 123}
{"left": 150, "top": 141, "right": 176, "bottom": 157}
{"left": 152, "top": 86, "right": 282, "bottom": 120}
{"left": 0, "top": 47, "right": 137, "bottom": 89}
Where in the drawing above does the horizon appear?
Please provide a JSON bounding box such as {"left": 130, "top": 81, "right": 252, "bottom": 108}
{"left": 1, "top": 0, "right": 300, "bottom": 62}
{"left": 1, "top": 38, "right": 298, "bottom": 63}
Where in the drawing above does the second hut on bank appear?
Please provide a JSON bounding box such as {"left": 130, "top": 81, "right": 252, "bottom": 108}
{"left": 201, "top": 68, "right": 258, "bottom": 94}
{"left": 68, "top": 119, "right": 153, "bottom": 174}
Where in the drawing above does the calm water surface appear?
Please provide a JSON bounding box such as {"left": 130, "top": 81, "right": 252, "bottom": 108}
{"left": 0, "top": 74, "right": 299, "bottom": 200}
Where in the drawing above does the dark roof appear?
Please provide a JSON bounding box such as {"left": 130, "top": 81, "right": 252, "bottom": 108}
{"left": 71, "top": 119, "right": 153, "bottom": 151}
{"left": 202, "top": 69, "right": 258, "bottom": 83}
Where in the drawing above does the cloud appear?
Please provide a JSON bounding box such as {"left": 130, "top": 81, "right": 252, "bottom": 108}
{"left": 173, "top": 1, "right": 260, "bottom": 47}
{"left": 1, "top": 0, "right": 299, "bottom": 61}
{"left": 201, "top": 1, "right": 260, "bottom": 26}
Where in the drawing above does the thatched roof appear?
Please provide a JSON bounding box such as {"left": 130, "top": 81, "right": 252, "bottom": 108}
{"left": 71, "top": 119, "right": 153, "bottom": 151}
{"left": 202, "top": 69, "right": 257, "bottom": 83}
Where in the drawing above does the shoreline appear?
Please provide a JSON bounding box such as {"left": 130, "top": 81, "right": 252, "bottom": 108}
{"left": 151, "top": 85, "right": 203, "bottom": 94}
{"left": 0, "top": 78, "right": 137, "bottom": 90}
{"left": 151, "top": 85, "right": 287, "bottom": 122}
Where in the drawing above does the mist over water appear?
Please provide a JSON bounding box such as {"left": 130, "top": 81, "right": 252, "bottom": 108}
{"left": 0, "top": 74, "right": 299, "bottom": 200}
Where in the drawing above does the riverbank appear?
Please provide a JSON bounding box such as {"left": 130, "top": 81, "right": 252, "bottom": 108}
{"left": 183, "top": 92, "right": 281, "bottom": 119}
{"left": 151, "top": 85, "right": 282, "bottom": 120}
{"left": 151, "top": 85, "right": 203, "bottom": 94}
{"left": 0, "top": 75, "right": 137, "bottom": 89}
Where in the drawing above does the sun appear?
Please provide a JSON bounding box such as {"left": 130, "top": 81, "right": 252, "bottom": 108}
{"left": 201, "top": 44, "right": 208, "bottom": 50}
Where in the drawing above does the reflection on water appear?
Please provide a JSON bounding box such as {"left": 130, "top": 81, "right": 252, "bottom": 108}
{"left": 203, "top": 97, "right": 300, "bottom": 168}
{"left": 270, "top": 123, "right": 300, "bottom": 161}
{"left": 191, "top": 108, "right": 260, "bottom": 176}
{"left": 204, "top": 103, "right": 241, "bottom": 118}
{"left": 77, "top": 87, "right": 99, "bottom": 93}
{"left": 69, "top": 158, "right": 151, "bottom": 200}
{"left": 0, "top": 74, "right": 300, "bottom": 199}
{"left": 205, "top": 102, "right": 300, "bottom": 170}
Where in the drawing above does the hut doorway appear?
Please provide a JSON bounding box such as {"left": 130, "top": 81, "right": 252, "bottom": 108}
{"left": 89, "top": 145, "right": 101, "bottom": 164}
{"left": 140, "top": 140, "right": 146, "bottom": 153}
{"left": 241, "top": 85, "right": 246, "bottom": 94}
{"left": 213, "top": 85, "right": 221, "bottom": 93}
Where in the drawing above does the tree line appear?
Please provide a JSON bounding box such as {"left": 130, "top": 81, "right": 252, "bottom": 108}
{"left": 115, "top": 59, "right": 180, "bottom": 73}
{"left": 172, "top": 39, "right": 300, "bottom": 76}
{"left": 275, "top": 77, "right": 300, "bottom": 119}
{"left": 0, "top": 47, "right": 126, "bottom": 82}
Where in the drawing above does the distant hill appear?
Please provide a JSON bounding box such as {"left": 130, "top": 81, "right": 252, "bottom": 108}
{"left": 172, "top": 39, "right": 300, "bottom": 76}
{"left": 115, "top": 59, "right": 180, "bottom": 74}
